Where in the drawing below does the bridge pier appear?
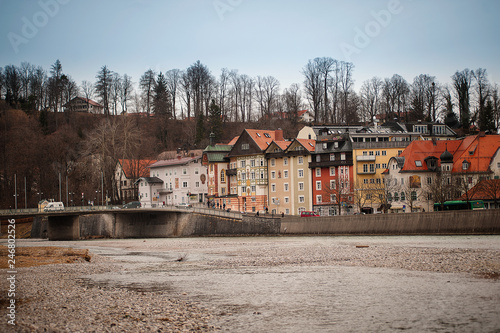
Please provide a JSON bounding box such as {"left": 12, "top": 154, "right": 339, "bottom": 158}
{"left": 47, "top": 215, "right": 80, "bottom": 240}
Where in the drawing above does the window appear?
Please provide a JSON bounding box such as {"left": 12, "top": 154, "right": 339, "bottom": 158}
{"left": 401, "top": 178, "right": 404, "bottom": 185}
{"left": 462, "top": 161, "right": 469, "bottom": 170}
{"left": 398, "top": 150, "right": 403, "bottom": 156}
{"left": 363, "top": 164, "right": 368, "bottom": 173}
{"left": 376, "top": 178, "right": 381, "bottom": 184}
{"left": 241, "top": 160, "right": 246, "bottom": 168}
{"left": 271, "top": 159, "right": 275, "bottom": 167}
{"left": 394, "top": 192, "right": 399, "bottom": 201}
{"left": 369, "top": 164, "right": 375, "bottom": 173}
{"left": 251, "top": 172, "right": 255, "bottom": 180}
{"left": 298, "top": 156, "right": 304, "bottom": 164}
{"left": 271, "top": 171, "right": 276, "bottom": 179}
{"left": 376, "top": 163, "right": 380, "bottom": 169}
{"left": 299, "top": 196, "right": 305, "bottom": 203}
{"left": 195, "top": 181, "right": 200, "bottom": 187}
{"left": 251, "top": 185, "right": 256, "bottom": 192}
{"left": 316, "top": 195, "right": 322, "bottom": 203}
{"left": 401, "top": 192, "right": 405, "bottom": 201}
{"left": 261, "top": 171, "right": 265, "bottom": 179}
{"left": 370, "top": 178, "right": 375, "bottom": 184}
{"left": 284, "top": 197, "right": 289, "bottom": 204}
{"left": 426, "top": 177, "right": 432, "bottom": 185}
{"left": 322, "top": 143, "right": 327, "bottom": 149}
{"left": 363, "top": 179, "right": 369, "bottom": 184}
{"left": 284, "top": 158, "right": 288, "bottom": 166}
{"left": 411, "top": 191, "right": 417, "bottom": 201}
{"left": 363, "top": 151, "right": 367, "bottom": 156}
{"left": 415, "top": 160, "right": 422, "bottom": 167}
{"left": 341, "top": 153, "right": 346, "bottom": 160}
{"left": 316, "top": 168, "right": 321, "bottom": 177}
{"left": 241, "top": 172, "right": 246, "bottom": 180}
{"left": 182, "top": 181, "right": 188, "bottom": 188}
{"left": 241, "top": 186, "right": 246, "bottom": 193}
{"left": 316, "top": 181, "right": 322, "bottom": 190}
{"left": 316, "top": 155, "right": 321, "bottom": 162}
{"left": 366, "top": 194, "right": 371, "bottom": 200}
{"left": 382, "top": 163, "right": 387, "bottom": 169}
{"left": 394, "top": 178, "right": 398, "bottom": 185}
{"left": 330, "top": 167, "right": 335, "bottom": 176}
{"left": 299, "top": 182, "right": 304, "bottom": 191}
{"left": 195, "top": 168, "right": 199, "bottom": 174}
{"left": 250, "top": 159, "right": 255, "bottom": 167}
{"left": 330, "top": 154, "right": 335, "bottom": 161}
{"left": 330, "top": 180, "right": 336, "bottom": 189}
{"left": 298, "top": 169, "right": 304, "bottom": 178}
{"left": 375, "top": 151, "right": 380, "bottom": 156}
{"left": 183, "top": 168, "right": 187, "bottom": 175}
{"left": 331, "top": 194, "right": 337, "bottom": 202}
{"left": 369, "top": 151, "right": 374, "bottom": 156}
{"left": 284, "top": 183, "right": 289, "bottom": 191}
{"left": 284, "top": 170, "right": 288, "bottom": 178}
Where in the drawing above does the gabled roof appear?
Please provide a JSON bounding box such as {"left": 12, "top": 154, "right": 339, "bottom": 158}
{"left": 395, "top": 134, "right": 500, "bottom": 173}
{"left": 228, "top": 129, "right": 285, "bottom": 157}
{"left": 459, "top": 179, "right": 500, "bottom": 201}
{"left": 118, "top": 159, "right": 156, "bottom": 179}
{"left": 64, "top": 96, "right": 103, "bottom": 107}
{"left": 294, "top": 139, "right": 316, "bottom": 152}
{"left": 245, "top": 129, "right": 283, "bottom": 150}
{"left": 149, "top": 155, "right": 201, "bottom": 168}
{"left": 136, "top": 176, "right": 163, "bottom": 185}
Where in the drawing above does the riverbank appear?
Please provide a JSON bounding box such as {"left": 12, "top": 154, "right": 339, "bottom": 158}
{"left": 1, "top": 236, "right": 499, "bottom": 332}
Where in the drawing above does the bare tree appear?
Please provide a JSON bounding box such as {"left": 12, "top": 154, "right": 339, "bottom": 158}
{"left": 339, "top": 61, "right": 354, "bottom": 123}
{"left": 19, "top": 61, "right": 35, "bottom": 100}
{"left": 359, "top": 77, "right": 382, "bottom": 122}
{"left": 140, "top": 69, "right": 156, "bottom": 117}
{"left": 452, "top": 69, "right": 473, "bottom": 131}
{"left": 95, "top": 65, "right": 113, "bottom": 116}
{"left": 302, "top": 59, "right": 322, "bottom": 123}
{"left": 120, "top": 74, "right": 133, "bottom": 113}
{"left": 165, "top": 69, "right": 181, "bottom": 119}
{"left": 283, "top": 83, "right": 302, "bottom": 124}
{"left": 218, "top": 68, "right": 231, "bottom": 121}
{"left": 81, "top": 80, "right": 94, "bottom": 113}
{"left": 110, "top": 72, "right": 121, "bottom": 115}
{"left": 473, "top": 68, "right": 490, "bottom": 129}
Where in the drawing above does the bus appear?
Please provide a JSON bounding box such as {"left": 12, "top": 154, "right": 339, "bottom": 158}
{"left": 433, "top": 200, "right": 485, "bottom": 211}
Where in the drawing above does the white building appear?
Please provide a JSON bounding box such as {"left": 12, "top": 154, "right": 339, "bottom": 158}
{"left": 137, "top": 155, "right": 208, "bottom": 208}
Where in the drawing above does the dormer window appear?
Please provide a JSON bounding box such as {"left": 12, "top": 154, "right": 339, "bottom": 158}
{"left": 462, "top": 160, "right": 469, "bottom": 170}
{"left": 415, "top": 160, "right": 422, "bottom": 167}
{"left": 264, "top": 133, "right": 271, "bottom": 138}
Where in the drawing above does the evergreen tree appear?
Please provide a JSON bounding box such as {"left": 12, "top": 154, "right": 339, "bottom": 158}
{"left": 208, "top": 99, "right": 223, "bottom": 143}
{"left": 195, "top": 112, "right": 205, "bottom": 146}
{"left": 479, "top": 99, "right": 495, "bottom": 132}
{"left": 153, "top": 72, "right": 171, "bottom": 117}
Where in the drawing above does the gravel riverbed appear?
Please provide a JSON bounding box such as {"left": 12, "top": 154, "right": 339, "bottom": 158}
{"left": 1, "top": 236, "right": 499, "bottom": 332}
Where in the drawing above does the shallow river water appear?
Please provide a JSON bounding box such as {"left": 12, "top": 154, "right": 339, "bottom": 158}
{"left": 22, "top": 236, "right": 500, "bottom": 332}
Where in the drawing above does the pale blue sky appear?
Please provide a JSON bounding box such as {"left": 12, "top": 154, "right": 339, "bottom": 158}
{"left": 1, "top": 0, "right": 499, "bottom": 92}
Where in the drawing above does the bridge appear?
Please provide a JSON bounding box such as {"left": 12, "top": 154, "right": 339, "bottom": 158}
{"left": 2, "top": 208, "right": 499, "bottom": 240}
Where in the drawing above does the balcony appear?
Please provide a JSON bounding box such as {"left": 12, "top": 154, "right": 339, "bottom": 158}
{"left": 356, "top": 155, "right": 376, "bottom": 162}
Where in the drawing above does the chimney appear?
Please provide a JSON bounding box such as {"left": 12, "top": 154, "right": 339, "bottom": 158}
{"left": 275, "top": 128, "right": 284, "bottom": 141}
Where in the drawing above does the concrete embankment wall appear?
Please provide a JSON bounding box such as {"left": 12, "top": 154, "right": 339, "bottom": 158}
{"left": 39, "top": 209, "right": 499, "bottom": 240}
{"left": 281, "top": 210, "right": 500, "bottom": 235}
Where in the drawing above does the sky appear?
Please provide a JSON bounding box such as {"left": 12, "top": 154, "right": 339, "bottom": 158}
{"left": 1, "top": 0, "right": 499, "bottom": 93}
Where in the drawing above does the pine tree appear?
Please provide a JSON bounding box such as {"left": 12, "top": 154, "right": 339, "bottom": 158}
{"left": 208, "top": 99, "right": 223, "bottom": 143}
{"left": 153, "top": 72, "right": 171, "bottom": 117}
{"left": 479, "top": 99, "right": 495, "bottom": 132}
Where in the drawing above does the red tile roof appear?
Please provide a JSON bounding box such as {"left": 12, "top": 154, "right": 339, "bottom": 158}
{"left": 398, "top": 135, "right": 500, "bottom": 173}
{"left": 459, "top": 179, "right": 500, "bottom": 201}
{"left": 245, "top": 129, "right": 284, "bottom": 150}
{"left": 119, "top": 159, "right": 156, "bottom": 179}
{"left": 295, "top": 139, "right": 316, "bottom": 152}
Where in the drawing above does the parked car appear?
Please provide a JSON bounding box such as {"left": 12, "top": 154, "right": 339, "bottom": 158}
{"left": 44, "top": 201, "right": 65, "bottom": 212}
{"left": 122, "top": 201, "right": 141, "bottom": 209}
{"left": 176, "top": 203, "right": 192, "bottom": 209}
{"left": 300, "top": 211, "right": 319, "bottom": 217}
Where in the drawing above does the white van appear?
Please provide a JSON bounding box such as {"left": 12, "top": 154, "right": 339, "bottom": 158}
{"left": 44, "top": 202, "right": 65, "bottom": 212}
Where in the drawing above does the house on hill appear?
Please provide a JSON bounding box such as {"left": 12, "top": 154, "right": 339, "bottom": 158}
{"left": 63, "top": 97, "right": 104, "bottom": 113}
